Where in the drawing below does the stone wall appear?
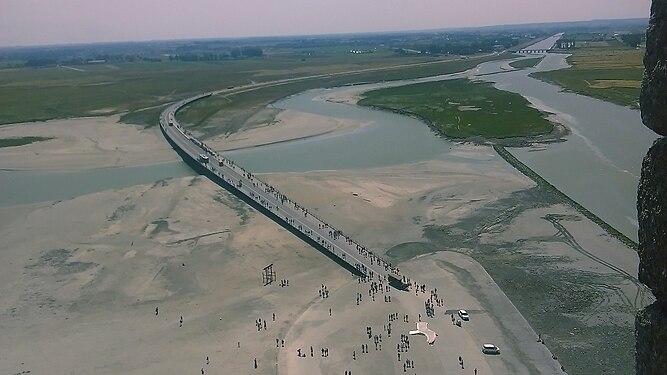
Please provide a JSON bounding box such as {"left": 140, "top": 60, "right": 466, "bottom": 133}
{"left": 636, "top": 1, "right": 667, "bottom": 374}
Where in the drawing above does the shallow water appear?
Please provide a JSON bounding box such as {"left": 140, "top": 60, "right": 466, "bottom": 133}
{"left": 0, "top": 162, "right": 194, "bottom": 207}
{"left": 224, "top": 88, "right": 456, "bottom": 173}
{"left": 478, "top": 53, "right": 657, "bottom": 241}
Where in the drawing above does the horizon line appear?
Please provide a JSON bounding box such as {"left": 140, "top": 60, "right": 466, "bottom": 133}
{"left": 0, "top": 16, "right": 648, "bottom": 50}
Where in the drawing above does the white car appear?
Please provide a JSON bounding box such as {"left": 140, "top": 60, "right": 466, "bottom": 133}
{"left": 458, "top": 309, "right": 469, "bottom": 321}
{"left": 482, "top": 343, "right": 500, "bottom": 355}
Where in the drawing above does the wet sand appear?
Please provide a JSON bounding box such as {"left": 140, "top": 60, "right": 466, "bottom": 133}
{"left": 208, "top": 109, "right": 371, "bottom": 152}
{"left": 0, "top": 116, "right": 178, "bottom": 170}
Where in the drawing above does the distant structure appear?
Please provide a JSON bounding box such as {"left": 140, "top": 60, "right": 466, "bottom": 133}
{"left": 262, "top": 264, "right": 276, "bottom": 286}
{"left": 556, "top": 39, "right": 576, "bottom": 49}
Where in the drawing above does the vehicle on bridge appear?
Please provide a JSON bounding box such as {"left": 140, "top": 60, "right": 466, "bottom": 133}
{"left": 199, "top": 154, "right": 209, "bottom": 163}
{"left": 482, "top": 343, "right": 500, "bottom": 355}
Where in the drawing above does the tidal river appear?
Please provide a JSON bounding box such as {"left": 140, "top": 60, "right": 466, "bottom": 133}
{"left": 479, "top": 54, "right": 658, "bottom": 242}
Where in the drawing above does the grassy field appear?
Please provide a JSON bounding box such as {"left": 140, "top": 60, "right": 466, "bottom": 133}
{"left": 357, "top": 78, "right": 553, "bottom": 139}
{"left": 0, "top": 53, "right": 440, "bottom": 126}
{"left": 0, "top": 136, "right": 51, "bottom": 148}
{"left": 509, "top": 57, "right": 543, "bottom": 69}
{"left": 531, "top": 44, "right": 643, "bottom": 108}
{"left": 0, "top": 51, "right": 511, "bottom": 128}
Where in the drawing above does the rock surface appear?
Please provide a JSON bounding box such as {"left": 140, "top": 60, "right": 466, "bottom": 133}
{"left": 636, "top": 302, "right": 667, "bottom": 374}
{"left": 641, "top": 0, "right": 667, "bottom": 136}
{"left": 637, "top": 138, "right": 667, "bottom": 299}
{"left": 637, "top": 1, "right": 667, "bottom": 373}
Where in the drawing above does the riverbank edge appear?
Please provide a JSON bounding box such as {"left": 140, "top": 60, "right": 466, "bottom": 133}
{"left": 528, "top": 70, "right": 641, "bottom": 110}
{"left": 493, "top": 144, "right": 638, "bottom": 249}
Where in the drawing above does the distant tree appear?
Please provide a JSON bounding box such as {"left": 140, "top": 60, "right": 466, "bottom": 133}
{"left": 241, "top": 47, "right": 263, "bottom": 57}
{"left": 24, "top": 58, "right": 57, "bottom": 68}
{"left": 621, "top": 33, "right": 644, "bottom": 47}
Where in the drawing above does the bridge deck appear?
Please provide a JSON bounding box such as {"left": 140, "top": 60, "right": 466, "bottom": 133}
{"left": 159, "top": 94, "right": 401, "bottom": 283}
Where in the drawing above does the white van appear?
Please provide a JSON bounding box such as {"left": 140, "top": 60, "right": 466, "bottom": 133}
{"left": 482, "top": 343, "right": 500, "bottom": 355}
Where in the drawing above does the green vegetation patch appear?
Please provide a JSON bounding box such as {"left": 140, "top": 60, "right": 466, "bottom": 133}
{"left": 531, "top": 46, "right": 643, "bottom": 108}
{"left": 0, "top": 136, "right": 51, "bottom": 148}
{"left": 509, "top": 57, "right": 543, "bottom": 69}
{"left": 358, "top": 78, "right": 553, "bottom": 139}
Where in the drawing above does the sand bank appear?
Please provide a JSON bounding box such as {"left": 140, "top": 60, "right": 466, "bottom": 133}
{"left": 208, "top": 109, "right": 370, "bottom": 152}
{"left": 0, "top": 116, "right": 178, "bottom": 170}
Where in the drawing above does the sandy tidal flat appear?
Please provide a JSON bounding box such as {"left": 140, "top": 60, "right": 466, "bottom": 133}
{"left": 0, "top": 116, "right": 177, "bottom": 170}
{"left": 0, "top": 102, "right": 650, "bottom": 375}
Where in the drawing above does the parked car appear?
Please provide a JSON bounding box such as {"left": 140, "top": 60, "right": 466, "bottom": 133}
{"left": 482, "top": 343, "right": 500, "bottom": 355}
{"left": 458, "top": 309, "right": 470, "bottom": 321}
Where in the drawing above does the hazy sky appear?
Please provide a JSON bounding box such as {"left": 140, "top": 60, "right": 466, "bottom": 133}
{"left": 0, "top": 0, "right": 652, "bottom": 47}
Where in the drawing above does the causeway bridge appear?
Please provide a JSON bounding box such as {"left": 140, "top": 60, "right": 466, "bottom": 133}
{"left": 516, "top": 33, "right": 563, "bottom": 55}
{"left": 159, "top": 93, "right": 405, "bottom": 287}
{"left": 516, "top": 48, "right": 551, "bottom": 54}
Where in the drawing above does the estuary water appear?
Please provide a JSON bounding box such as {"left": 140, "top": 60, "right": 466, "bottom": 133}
{"left": 0, "top": 162, "right": 194, "bottom": 207}
{"left": 224, "top": 88, "right": 455, "bottom": 173}
{"left": 479, "top": 54, "right": 658, "bottom": 241}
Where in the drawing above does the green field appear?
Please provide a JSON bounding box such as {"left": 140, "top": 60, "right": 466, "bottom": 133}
{"left": 0, "top": 136, "right": 51, "bottom": 148}
{"left": 0, "top": 52, "right": 510, "bottom": 127}
{"left": 509, "top": 57, "right": 543, "bottom": 69}
{"left": 357, "top": 78, "right": 553, "bottom": 139}
{"left": 531, "top": 45, "right": 643, "bottom": 108}
{"left": 0, "top": 53, "right": 437, "bottom": 125}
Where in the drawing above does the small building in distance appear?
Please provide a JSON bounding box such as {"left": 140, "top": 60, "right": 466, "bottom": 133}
{"left": 557, "top": 39, "right": 576, "bottom": 49}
